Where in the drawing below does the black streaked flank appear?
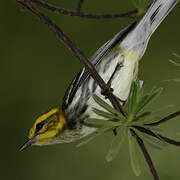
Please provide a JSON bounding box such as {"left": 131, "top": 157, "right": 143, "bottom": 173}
{"left": 103, "top": 53, "right": 119, "bottom": 73}
{"left": 92, "top": 81, "right": 98, "bottom": 93}
{"left": 62, "top": 21, "right": 137, "bottom": 110}
{"left": 150, "top": 4, "right": 162, "bottom": 25}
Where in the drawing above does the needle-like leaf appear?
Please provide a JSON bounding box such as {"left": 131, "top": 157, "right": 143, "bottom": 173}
{"left": 128, "top": 129, "right": 141, "bottom": 176}
{"left": 92, "top": 108, "right": 121, "bottom": 120}
{"left": 84, "top": 118, "right": 122, "bottom": 127}
{"left": 93, "top": 94, "right": 122, "bottom": 116}
{"left": 106, "top": 126, "right": 127, "bottom": 162}
{"left": 134, "top": 111, "right": 152, "bottom": 122}
{"left": 127, "top": 80, "right": 141, "bottom": 113}
{"left": 134, "top": 129, "right": 168, "bottom": 150}
{"left": 136, "top": 87, "right": 163, "bottom": 113}
{"left": 134, "top": 114, "right": 163, "bottom": 126}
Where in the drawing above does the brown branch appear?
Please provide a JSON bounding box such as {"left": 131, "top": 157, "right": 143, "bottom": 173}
{"left": 30, "top": 0, "right": 138, "bottom": 19}
{"left": 133, "top": 126, "right": 180, "bottom": 147}
{"left": 146, "top": 110, "right": 180, "bottom": 126}
{"left": 130, "top": 129, "right": 159, "bottom": 180}
{"left": 76, "top": 0, "right": 84, "bottom": 12}
{"left": 16, "top": 0, "right": 126, "bottom": 118}
{"left": 159, "top": 135, "right": 180, "bottom": 146}
{"left": 133, "top": 126, "right": 158, "bottom": 138}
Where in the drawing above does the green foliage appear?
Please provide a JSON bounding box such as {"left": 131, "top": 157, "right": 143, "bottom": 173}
{"left": 126, "top": 81, "right": 163, "bottom": 122}
{"left": 92, "top": 108, "right": 120, "bottom": 119}
{"left": 77, "top": 79, "right": 174, "bottom": 176}
{"left": 93, "top": 94, "right": 122, "bottom": 116}
{"left": 135, "top": 129, "right": 168, "bottom": 150}
{"left": 106, "top": 126, "right": 126, "bottom": 162}
{"left": 128, "top": 130, "right": 141, "bottom": 176}
{"left": 84, "top": 118, "right": 122, "bottom": 127}
{"left": 132, "top": 0, "right": 153, "bottom": 16}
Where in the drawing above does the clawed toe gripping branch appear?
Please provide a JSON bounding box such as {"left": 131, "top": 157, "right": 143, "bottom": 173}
{"left": 16, "top": 1, "right": 180, "bottom": 180}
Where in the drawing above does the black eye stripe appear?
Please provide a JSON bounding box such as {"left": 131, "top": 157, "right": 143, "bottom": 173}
{"left": 36, "top": 122, "right": 44, "bottom": 131}
{"left": 35, "top": 112, "right": 59, "bottom": 133}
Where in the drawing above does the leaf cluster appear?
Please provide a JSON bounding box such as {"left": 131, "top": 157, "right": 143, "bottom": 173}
{"left": 77, "top": 79, "right": 168, "bottom": 176}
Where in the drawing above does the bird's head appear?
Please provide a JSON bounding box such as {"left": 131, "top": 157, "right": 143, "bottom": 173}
{"left": 20, "top": 107, "right": 67, "bottom": 151}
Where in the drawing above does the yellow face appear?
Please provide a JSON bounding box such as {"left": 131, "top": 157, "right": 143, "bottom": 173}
{"left": 20, "top": 107, "right": 67, "bottom": 151}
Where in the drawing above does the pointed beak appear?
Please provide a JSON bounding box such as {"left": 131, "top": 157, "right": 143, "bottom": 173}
{"left": 19, "top": 136, "right": 36, "bottom": 152}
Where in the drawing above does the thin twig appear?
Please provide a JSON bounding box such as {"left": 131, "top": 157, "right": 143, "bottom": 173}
{"left": 16, "top": 0, "right": 126, "bottom": 117}
{"left": 133, "top": 126, "right": 158, "bottom": 138}
{"left": 30, "top": 0, "right": 138, "bottom": 19}
{"left": 146, "top": 110, "right": 180, "bottom": 126}
{"left": 130, "top": 129, "right": 159, "bottom": 180}
{"left": 159, "top": 135, "right": 180, "bottom": 146}
{"left": 133, "top": 126, "right": 180, "bottom": 147}
{"left": 76, "top": 0, "right": 84, "bottom": 12}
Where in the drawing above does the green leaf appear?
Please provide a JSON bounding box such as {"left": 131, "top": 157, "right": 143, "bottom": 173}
{"left": 136, "top": 87, "right": 163, "bottom": 113}
{"left": 152, "top": 105, "right": 174, "bottom": 114}
{"left": 76, "top": 127, "right": 110, "bottom": 147}
{"left": 136, "top": 81, "right": 144, "bottom": 102}
{"left": 142, "top": 138, "right": 162, "bottom": 150}
{"left": 135, "top": 95, "right": 148, "bottom": 112}
{"left": 84, "top": 118, "right": 122, "bottom": 127}
{"left": 93, "top": 95, "right": 122, "bottom": 116}
{"left": 130, "top": 81, "right": 138, "bottom": 110}
{"left": 106, "top": 126, "right": 126, "bottom": 162}
{"left": 147, "top": 126, "right": 164, "bottom": 133}
{"left": 127, "top": 82, "right": 163, "bottom": 122}
{"left": 133, "top": 114, "right": 162, "bottom": 126}
{"left": 134, "top": 111, "right": 152, "bottom": 122}
{"left": 114, "top": 96, "right": 127, "bottom": 112}
{"left": 149, "top": 129, "right": 168, "bottom": 144}
{"left": 128, "top": 130, "right": 141, "bottom": 176}
{"left": 92, "top": 108, "right": 120, "bottom": 120}
{"left": 134, "top": 129, "right": 168, "bottom": 150}
{"left": 127, "top": 80, "right": 144, "bottom": 116}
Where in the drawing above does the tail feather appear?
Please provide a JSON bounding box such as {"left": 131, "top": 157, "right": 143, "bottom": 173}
{"left": 121, "top": 0, "right": 179, "bottom": 58}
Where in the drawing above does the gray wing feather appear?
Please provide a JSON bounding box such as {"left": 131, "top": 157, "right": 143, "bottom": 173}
{"left": 121, "top": 0, "right": 179, "bottom": 57}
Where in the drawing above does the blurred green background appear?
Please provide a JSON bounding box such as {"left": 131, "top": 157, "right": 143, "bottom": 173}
{"left": 1, "top": 0, "right": 180, "bottom": 180}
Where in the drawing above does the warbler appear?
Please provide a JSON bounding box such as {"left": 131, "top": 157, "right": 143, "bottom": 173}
{"left": 20, "top": 0, "right": 179, "bottom": 151}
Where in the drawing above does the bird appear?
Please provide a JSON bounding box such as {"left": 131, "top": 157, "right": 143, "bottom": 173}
{"left": 20, "top": 0, "right": 179, "bottom": 151}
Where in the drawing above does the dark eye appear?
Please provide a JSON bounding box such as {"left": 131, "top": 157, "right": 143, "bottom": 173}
{"left": 36, "top": 122, "right": 44, "bottom": 131}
